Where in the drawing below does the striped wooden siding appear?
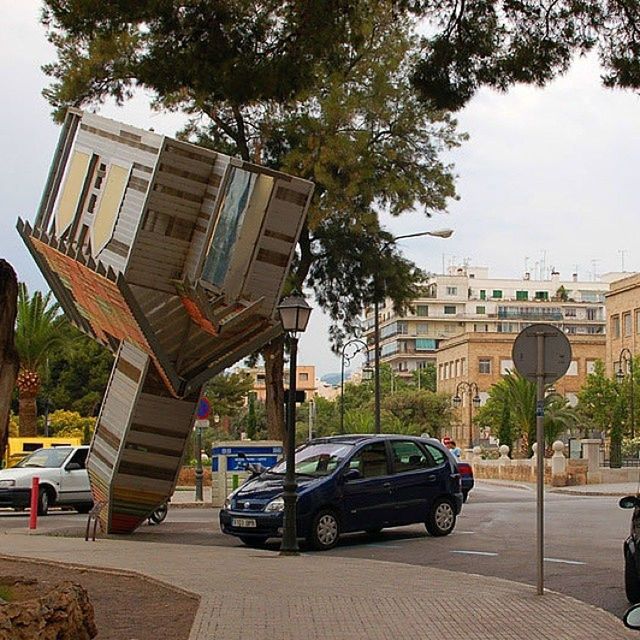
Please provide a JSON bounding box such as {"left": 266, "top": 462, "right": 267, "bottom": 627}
{"left": 243, "top": 177, "right": 313, "bottom": 315}
{"left": 107, "top": 390, "right": 198, "bottom": 533}
{"left": 183, "top": 154, "right": 230, "bottom": 282}
{"left": 126, "top": 139, "right": 219, "bottom": 292}
{"left": 88, "top": 341, "right": 149, "bottom": 532}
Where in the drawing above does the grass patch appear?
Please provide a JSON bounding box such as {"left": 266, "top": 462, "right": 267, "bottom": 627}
{"left": 0, "top": 585, "right": 13, "bottom": 602}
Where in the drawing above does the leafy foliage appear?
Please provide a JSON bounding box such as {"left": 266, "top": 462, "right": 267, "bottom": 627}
{"left": 44, "top": 409, "right": 95, "bottom": 440}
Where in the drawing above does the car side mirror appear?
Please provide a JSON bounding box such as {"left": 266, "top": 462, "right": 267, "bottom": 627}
{"left": 624, "top": 603, "right": 640, "bottom": 629}
{"left": 343, "top": 468, "right": 362, "bottom": 482}
{"left": 620, "top": 496, "right": 640, "bottom": 509}
{"left": 65, "top": 462, "right": 82, "bottom": 471}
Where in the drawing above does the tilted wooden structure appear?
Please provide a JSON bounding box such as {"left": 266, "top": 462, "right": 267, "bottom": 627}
{"left": 18, "top": 110, "right": 313, "bottom": 533}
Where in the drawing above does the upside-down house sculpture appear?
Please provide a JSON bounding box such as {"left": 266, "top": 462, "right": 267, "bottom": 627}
{"left": 18, "top": 109, "right": 313, "bottom": 533}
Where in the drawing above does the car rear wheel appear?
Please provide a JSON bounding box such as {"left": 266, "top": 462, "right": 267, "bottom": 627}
{"left": 239, "top": 536, "right": 269, "bottom": 548}
{"left": 625, "top": 553, "right": 640, "bottom": 603}
{"left": 307, "top": 509, "right": 340, "bottom": 551}
{"left": 37, "top": 488, "right": 51, "bottom": 516}
{"left": 426, "top": 497, "right": 456, "bottom": 536}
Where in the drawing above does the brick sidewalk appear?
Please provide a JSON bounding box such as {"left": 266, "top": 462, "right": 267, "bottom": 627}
{"left": 0, "top": 531, "right": 634, "bottom": 639}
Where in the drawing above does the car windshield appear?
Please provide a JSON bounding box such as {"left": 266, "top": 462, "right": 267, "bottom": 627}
{"left": 16, "top": 448, "right": 72, "bottom": 469}
{"left": 269, "top": 442, "right": 354, "bottom": 477}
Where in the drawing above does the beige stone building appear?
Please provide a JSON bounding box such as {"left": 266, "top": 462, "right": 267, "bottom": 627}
{"left": 436, "top": 332, "right": 606, "bottom": 447}
{"left": 363, "top": 264, "right": 617, "bottom": 379}
{"left": 605, "top": 273, "right": 640, "bottom": 376}
{"left": 244, "top": 365, "right": 317, "bottom": 402}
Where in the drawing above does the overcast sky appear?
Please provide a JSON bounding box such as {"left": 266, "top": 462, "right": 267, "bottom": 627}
{"left": 2, "top": 3, "right": 640, "bottom": 378}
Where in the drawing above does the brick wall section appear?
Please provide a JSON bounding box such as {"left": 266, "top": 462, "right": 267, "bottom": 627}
{"left": 472, "top": 459, "right": 588, "bottom": 486}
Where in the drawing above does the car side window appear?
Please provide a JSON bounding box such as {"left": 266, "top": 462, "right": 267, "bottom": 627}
{"left": 424, "top": 443, "right": 446, "bottom": 467}
{"left": 67, "top": 449, "right": 88, "bottom": 469}
{"left": 348, "top": 443, "right": 389, "bottom": 478}
{"left": 391, "top": 441, "right": 431, "bottom": 473}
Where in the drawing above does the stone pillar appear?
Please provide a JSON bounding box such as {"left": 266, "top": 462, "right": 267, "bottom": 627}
{"left": 551, "top": 440, "right": 567, "bottom": 478}
{"left": 581, "top": 438, "right": 601, "bottom": 475}
{"left": 498, "top": 445, "right": 511, "bottom": 465}
{"left": 472, "top": 446, "right": 482, "bottom": 464}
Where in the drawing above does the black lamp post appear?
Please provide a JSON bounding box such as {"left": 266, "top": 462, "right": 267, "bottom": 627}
{"left": 617, "top": 347, "right": 635, "bottom": 439}
{"left": 339, "top": 338, "right": 369, "bottom": 434}
{"left": 371, "top": 229, "right": 454, "bottom": 434}
{"left": 452, "top": 381, "right": 481, "bottom": 450}
{"left": 277, "top": 292, "right": 312, "bottom": 556}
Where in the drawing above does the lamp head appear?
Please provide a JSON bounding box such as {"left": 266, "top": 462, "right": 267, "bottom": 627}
{"left": 278, "top": 293, "right": 312, "bottom": 334}
{"left": 452, "top": 395, "right": 462, "bottom": 408}
{"left": 472, "top": 395, "right": 481, "bottom": 408}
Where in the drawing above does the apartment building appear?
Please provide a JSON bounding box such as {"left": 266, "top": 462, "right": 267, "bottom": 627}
{"left": 243, "top": 365, "right": 317, "bottom": 402}
{"left": 605, "top": 273, "right": 640, "bottom": 376}
{"left": 363, "top": 265, "right": 618, "bottom": 378}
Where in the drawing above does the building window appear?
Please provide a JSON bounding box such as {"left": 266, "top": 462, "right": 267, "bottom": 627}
{"left": 415, "top": 338, "right": 437, "bottom": 351}
{"left": 446, "top": 286, "right": 458, "bottom": 296}
{"left": 461, "top": 357, "right": 467, "bottom": 375}
{"left": 416, "top": 322, "right": 428, "bottom": 334}
{"left": 564, "top": 308, "right": 576, "bottom": 317}
{"left": 299, "top": 372, "right": 309, "bottom": 382}
{"left": 611, "top": 315, "right": 620, "bottom": 338}
{"left": 516, "top": 290, "right": 528, "bottom": 301}
{"left": 567, "top": 361, "right": 578, "bottom": 376}
{"left": 535, "top": 291, "right": 549, "bottom": 301}
{"left": 492, "top": 290, "right": 503, "bottom": 299}
{"left": 586, "top": 360, "right": 597, "bottom": 374}
{"left": 480, "top": 290, "right": 486, "bottom": 300}
{"left": 624, "top": 312, "right": 632, "bottom": 337}
{"left": 478, "top": 358, "right": 491, "bottom": 374}
{"left": 476, "top": 306, "right": 485, "bottom": 314}
{"left": 416, "top": 305, "right": 428, "bottom": 317}
{"left": 257, "top": 374, "right": 266, "bottom": 382}
{"left": 474, "top": 324, "right": 488, "bottom": 332}
{"left": 444, "top": 305, "right": 456, "bottom": 315}
{"left": 636, "top": 311, "right": 640, "bottom": 334}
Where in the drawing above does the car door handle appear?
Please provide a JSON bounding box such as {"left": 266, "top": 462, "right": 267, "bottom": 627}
{"left": 426, "top": 475, "right": 436, "bottom": 482}
{"left": 383, "top": 482, "right": 391, "bottom": 488}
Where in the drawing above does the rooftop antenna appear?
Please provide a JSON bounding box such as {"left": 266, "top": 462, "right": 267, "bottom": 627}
{"left": 619, "top": 249, "right": 627, "bottom": 272}
{"left": 591, "top": 258, "right": 599, "bottom": 281}
{"left": 524, "top": 256, "right": 529, "bottom": 276}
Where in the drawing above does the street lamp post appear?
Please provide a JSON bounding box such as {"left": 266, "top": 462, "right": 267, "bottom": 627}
{"left": 371, "top": 229, "right": 454, "bottom": 434}
{"left": 340, "top": 338, "right": 368, "bottom": 434}
{"left": 617, "top": 348, "right": 635, "bottom": 439}
{"left": 452, "top": 381, "right": 481, "bottom": 450}
{"left": 277, "top": 292, "right": 312, "bottom": 556}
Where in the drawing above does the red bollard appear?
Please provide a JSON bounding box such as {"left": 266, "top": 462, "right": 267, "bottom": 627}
{"left": 29, "top": 477, "right": 39, "bottom": 531}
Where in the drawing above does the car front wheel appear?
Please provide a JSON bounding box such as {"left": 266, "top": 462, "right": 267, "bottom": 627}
{"left": 307, "top": 509, "right": 340, "bottom": 550}
{"left": 625, "top": 553, "right": 640, "bottom": 603}
{"left": 426, "top": 497, "right": 456, "bottom": 536}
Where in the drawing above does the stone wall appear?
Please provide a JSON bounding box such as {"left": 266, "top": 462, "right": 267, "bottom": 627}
{"left": 0, "top": 581, "right": 97, "bottom": 640}
{"left": 472, "top": 458, "right": 588, "bottom": 486}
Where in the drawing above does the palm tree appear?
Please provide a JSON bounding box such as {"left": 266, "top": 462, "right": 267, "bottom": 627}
{"left": 14, "top": 285, "right": 67, "bottom": 437}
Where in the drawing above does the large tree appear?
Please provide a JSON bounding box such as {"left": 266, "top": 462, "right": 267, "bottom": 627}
{"left": 41, "top": 1, "right": 462, "bottom": 437}
{"left": 14, "top": 285, "right": 69, "bottom": 437}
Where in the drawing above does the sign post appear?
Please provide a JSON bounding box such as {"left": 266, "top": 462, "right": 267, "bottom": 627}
{"left": 194, "top": 398, "right": 212, "bottom": 502}
{"left": 512, "top": 323, "right": 571, "bottom": 596}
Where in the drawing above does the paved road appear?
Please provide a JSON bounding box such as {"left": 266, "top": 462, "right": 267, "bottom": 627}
{"left": 0, "top": 482, "right": 631, "bottom": 617}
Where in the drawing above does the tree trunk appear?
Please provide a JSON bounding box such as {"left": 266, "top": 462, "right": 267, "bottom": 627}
{"left": 18, "top": 385, "right": 39, "bottom": 437}
{"left": 0, "top": 260, "right": 19, "bottom": 460}
{"left": 263, "top": 335, "right": 285, "bottom": 442}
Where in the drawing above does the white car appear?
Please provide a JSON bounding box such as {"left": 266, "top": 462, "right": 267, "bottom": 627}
{"left": 0, "top": 446, "right": 93, "bottom": 515}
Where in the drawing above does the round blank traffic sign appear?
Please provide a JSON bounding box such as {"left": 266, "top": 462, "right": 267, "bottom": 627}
{"left": 512, "top": 323, "right": 572, "bottom": 385}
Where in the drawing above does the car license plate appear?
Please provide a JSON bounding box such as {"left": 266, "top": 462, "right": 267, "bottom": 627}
{"left": 232, "top": 518, "right": 257, "bottom": 528}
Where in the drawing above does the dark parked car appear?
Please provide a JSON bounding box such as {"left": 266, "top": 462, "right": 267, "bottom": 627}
{"left": 620, "top": 495, "right": 640, "bottom": 602}
{"left": 220, "top": 434, "right": 463, "bottom": 550}
{"left": 457, "top": 461, "right": 474, "bottom": 502}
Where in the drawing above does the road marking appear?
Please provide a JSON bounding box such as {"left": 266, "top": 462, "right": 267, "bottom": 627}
{"left": 457, "top": 530, "right": 475, "bottom": 534}
{"left": 362, "top": 544, "right": 401, "bottom": 549}
{"left": 544, "top": 557, "right": 586, "bottom": 565}
{"left": 450, "top": 550, "right": 498, "bottom": 557}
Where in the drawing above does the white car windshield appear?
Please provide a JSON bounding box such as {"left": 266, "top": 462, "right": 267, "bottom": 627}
{"left": 16, "top": 448, "right": 72, "bottom": 469}
{"left": 269, "top": 443, "right": 354, "bottom": 477}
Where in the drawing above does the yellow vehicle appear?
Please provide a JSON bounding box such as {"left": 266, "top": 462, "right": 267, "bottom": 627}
{"left": 4, "top": 437, "right": 83, "bottom": 468}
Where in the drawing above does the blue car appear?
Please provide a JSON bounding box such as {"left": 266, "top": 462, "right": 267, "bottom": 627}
{"left": 219, "top": 434, "right": 463, "bottom": 550}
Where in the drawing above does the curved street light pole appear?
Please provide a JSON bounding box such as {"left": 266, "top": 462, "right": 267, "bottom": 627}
{"left": 340, "top": 338, "right": 368, "bottom": 434}
{"left": 617, "top": 348, "right": 635, "bottom": 439}
{"left": 452, "top": 381, "right": 481, "bottom": 450}
{"left": 372, "top": 229, "right": 454, "bottom": 434}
